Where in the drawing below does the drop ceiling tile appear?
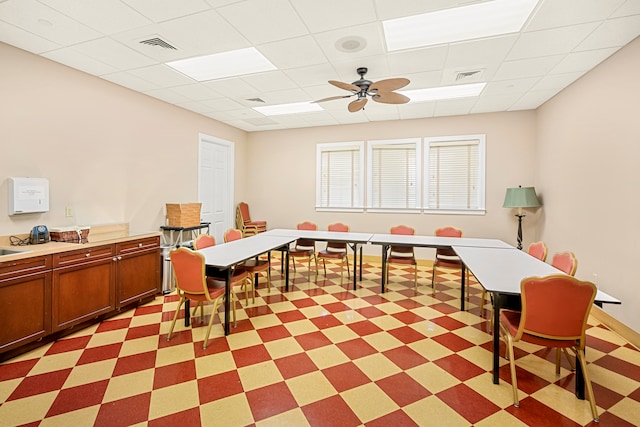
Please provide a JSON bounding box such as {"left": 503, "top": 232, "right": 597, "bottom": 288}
{"left": 387, "top": 46, "right": 448, "bottom": 76}
{"left": 328, "top": 110, "right": 370, "bottom": 125}
{"left": 201, "top": 97, "right": 244, "bottom": 112}
{"left": 507, "top": 23, "right": 600, "bottom": 61}
{"left": 363, "top": 106, "right": 400, "bottom": 122}
{"left": 373, "top": 0, "right": 461, "bottom": 20}
{"left": 257, "top": 88, "right": 312, "bottom": 104}
{"left": 574, "top": 15, "right": 640, "bottom": 51}
{"left": 470, "top": 94, "right": 523, "bottom": 114}
{"left": 610, "top": 0, "right": 640, "bottom": 17}
{"left": 145, "top": 87, "right": 192, "bottom": 104}
{"left": 71, "top": 37, "right": 157, "bottom": 70}
{"left": 218, "top": 0, "right": 308, "bottom": 44}
{"left": 101, "top": 70, "right": 161, "bottom": 92}
{"left": 170, "top": 83, "right": 223, "bottom": 101}
{"left": 257, "top": 36, "right": 327, "bottom": 70}
{"left": 494, "top": 55, "right": 564, "bottom": 80}
{"left": 42, "top": 48, "right": 118, "bottom": 75}
{"left": 122, "top": 0, "right": 211, "bottom": 23}
{"left": 177, "top": 100, "right": 219, "bottom": 114}
{"left": 529, "top": 71, "right": 584, "bottom": 92}
{"left": 550, "top": 47, "right": 618, "bottom": 74}
{"left": 433, "top": 98, "right": 477, "bottom": 117}
{"left": 292, "top": 0, "right": 377, "bottom": 33}
{"left": 284, "top": 63, "right": 338, "bottom": 87}
{"left": 203, "top": 78, "right": 260, "bottom": 98}
{"left": 398, "top": 102, "right": 436, "bottom": 120}
{"left": 445, "top": 35, "right": 518, "bottom": 69}
{"left": 526, "top": 0, "right": 626, "bottom": 31}
{"left": 214, "top": 108, "right": 265, "bottom": 120}
{"left": 313, "top": 23, "right": 385, "bottom": 62}
{"left": 482, "top": 77, "right": 539, "bottom": 96}
{"left": 332, "top": 55, "right": 390, "bottom": 83}
{"left": 241, "top": 71, "right": 298, "bottom": 93}
{"left": 509, "top": 88, "right": 559, "bottom": 110}
{"left": 38, "top": 0, "right": 152, "bottom": 34}
{"left": 0, "top": 0, "right": 101, "bottom": 45}
{"left": 0, "top": 20, "right": 60, "bottom": 53}
{"left": 128, "top": 64, "right": 194, "bottom": 87}
{"left": 401, "top": 70, "right": 443, "bottom": 90}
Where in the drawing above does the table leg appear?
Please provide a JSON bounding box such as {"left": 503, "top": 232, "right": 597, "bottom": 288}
{"left": 575, "top": 350, "right": 585, "bottom": 399}
{"left": 493, "top": 292, "right": 501, "bottom": 384}
{"left": 381, "top": 244, "right": 388, "bottom": 292}
{"left": 184, "top": 300, "right": 190, "bottom": 327}
{"left": 349, "top": 243, "right": 358, "bottom": 291}
{"left": 285, "top": 249, "right": 290, "bottom": 291}
{"left": 460, "top": 264, "right": 466, "bottom": 311}
{"left": 359, "top": 246, "right": 363, "bottom": 281}
{"left": 224, "top": 268, "right": 231, "bottom": 336}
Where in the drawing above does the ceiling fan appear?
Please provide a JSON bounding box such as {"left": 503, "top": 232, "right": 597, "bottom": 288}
{"left": 313, "top": 67, "right": 410, "bottom": 112}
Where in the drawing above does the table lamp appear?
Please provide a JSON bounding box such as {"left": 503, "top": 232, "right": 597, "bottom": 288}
{"left": 503, "top": 185, "right": 541, "bottom": 250}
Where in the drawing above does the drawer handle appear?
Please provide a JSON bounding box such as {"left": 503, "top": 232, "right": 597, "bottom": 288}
{"left": 138, "top": 243, "right": 143, "bottom": 247}
{"left": 117, "top": 256, "right": 122, "bottom": 261}
{"left": 113, "top": 257, "right": 117, "bottom": 262}
{"left": 85, "top": 253, "right": 90, "bottom": 257}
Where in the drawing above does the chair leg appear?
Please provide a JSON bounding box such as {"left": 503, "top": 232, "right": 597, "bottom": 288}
{"left": 203, "top": 297, "right": 221, "bottom": 349}
{"left": 501, "top": 326, "right": 520, "bottom": 407}
{"left": 266, "top": 267, "right": 272, "bottom": 293}
{"left": 563, "top": 348, "right": 576, "bottom": 371}
{"left": 167, "top": 297, "right": 185, "bottom": 341}
{"left": 345, "top": 256, "right": 350, "bottom": 279}
{"left": 575, "top": 348, "right": 599, "bottom": 422}
{"left": 431, "top": 262, "right": 437, "bottom": 291}
{"left": 414, "top": 262, "right": 418, "bottom": 291}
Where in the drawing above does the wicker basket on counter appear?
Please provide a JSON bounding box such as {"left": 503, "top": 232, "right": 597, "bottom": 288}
{"left": 49, "top": 226, "right": 91, "bottom": 243}
{"left": 165, "top": 203, "right": 201, "bottom": 228}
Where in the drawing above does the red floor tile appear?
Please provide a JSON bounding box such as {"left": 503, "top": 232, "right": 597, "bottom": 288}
{"left": 366, "top": 409, "right": 419, "bottom": 427}
{"left": 295, "top": 331, "right": 332, "bottom": 351}
{"left": 134, "top": 304, "right": 163, "bottom": 316}
{"left": 301, "top": 394, "right": 361, "bottom": 427}
{"left": 429, "top": 316, "right": 467, "bottom": 331}
{"left": 94, "top": 392, "right": 151, "bottom": 427}
{"left": 394, "top": 299, "right": 425, "bottom": 310}
{"left": 504, "top": 396, "right": 580, "bottom": 427}
{"left": 0, "top": 359, "right": 38, "bottom": 381}
{"left": 45, "top": 335, "right": 92, "bottom": 355}
{"left": 375, "top": 372, "right": 431, "bottom": 406}
{"left": 310, "top": 314, "right": 343, "bottom": 330}
{"left": 355, "top": 306, "right": 388, "bottom": 319}
{"left": 431, "top": 332, "right": 475, "bottom": 352}
{"left": 112, "top": 351, "right": 157, "bottom": 377}
{"left": 430, "top": 302, "right": 460, "bottom": 315}
{"left": 594, "top": 355, "right": 640, "bottom": 382}
{"left": 322, "top": 362, "right": 370, "bottom": 392}
{"left": 125, "top": 324, "right": 161, "bottom": 341}
{"left": 381, "top": 346, "right": 428, "bottom": 370}
{"left": 153, "top": 360, "right": 196, "bottom": 390}
{"left": 274, "top": 352, "right": 318, "bottom": 379}
{"left": 433, "top": 354, "right": 484, "bottom": 382}
{"left": 321, "top": 301, "right": 351, "bottom": 313}
{"left": 498, "top": 363, "right": 552, "bottom": 396}
{"left": 586, "top": 334, "right": 622, "bottom": 354}
{"left": 257, "top": 324, "right": 292, "bottom": 342}
{"left": 8, "top": 368, "right": 72, "bottom": 400}
{"left": 198, "top": 370, "right": 244, "bottom": 404}
{"left": 95, "top": 318, "right": 132, "bottom": 333}
{"left": 387, "top": 326, "right": 427, "bottom": 344}
{"left": 392, "top": 311, "right": 426, "bottom": 325}
{"left": 347, "top": 320, "right": 384, "bottom": 337}
{"left": 46, "top": 379, "right": 109, "bottom": 417}
{"left": 244, "top": 304, "right": 275, "bottom": 317}
{"left": 231, "top": 344, "right": 271, "bottom": 368}
{"left": 276, "top": 309, "right": 307, "bottom": 323}
{"left": 77, "top": 342, "right": 123, "bottom": 365}
{"left": 148, "top": 407, "right": 201, "bottom": 427}
{"left": 245, "top": 381, "right": 298, "bottom": 422}
{"left": 436, "top": 383, "right": 500, "bottom": 424}
{"left": 336, "top": 338, "right": 378, "bottom": 360}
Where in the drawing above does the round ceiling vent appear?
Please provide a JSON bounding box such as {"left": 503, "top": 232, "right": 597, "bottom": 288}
{"left": 335, "top": 36, "right": 367, "bottom": 53}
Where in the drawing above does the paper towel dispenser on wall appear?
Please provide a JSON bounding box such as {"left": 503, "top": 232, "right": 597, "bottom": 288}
{"left": 8, "top": 177, "right": 50, "bottom": 215}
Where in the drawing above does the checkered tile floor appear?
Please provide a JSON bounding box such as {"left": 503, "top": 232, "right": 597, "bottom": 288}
{"left": 1, "top": 258, "right": 639, "bottom": 427}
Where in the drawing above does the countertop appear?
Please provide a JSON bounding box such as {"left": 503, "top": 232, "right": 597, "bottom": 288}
{"left": 0, "top": 231, "right": 162, "bottom": 262}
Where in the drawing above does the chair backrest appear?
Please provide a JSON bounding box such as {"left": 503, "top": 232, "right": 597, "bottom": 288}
{"left": 390, "top": 225, "right": 415, "bottom": 256}
{"left": 551, "top": 252, "right": 578, "bottom": 276}
{"left": 326, "top": 222, "right": 349, "bottom": 251}
{"left": 224, "top": 228, "right": 243, "bottom": 243}
{"left": 527, "top": 241, "right": 548, "bottom": 262}
{"left": 435, "top": 226, "right": 462, "bottom": 257}
{"left": 193, "top": 234, "right": 216, "bottom": 250}
{"left": 238, "top": 202, "right": 251, "bottom": 224}
{"left": 517, "top": 274, "right": 596, "bottom": 348}
{"left": 296, "top": 221, "right": 317, "bottom": 248}
{"left": 170, "top": 248, "right": 207, "bottom": 296}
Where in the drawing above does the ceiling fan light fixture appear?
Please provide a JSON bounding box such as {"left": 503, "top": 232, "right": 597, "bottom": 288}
{"left": 400, "top": 82, "right": 486, "bottom": 103}
{"left": 383, "top": 0, "right": 539, "bottom": 51}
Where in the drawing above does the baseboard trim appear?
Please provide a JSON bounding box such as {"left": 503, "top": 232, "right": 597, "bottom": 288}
{"left": 591, "top": 306, "right": 640, "bottom": 350}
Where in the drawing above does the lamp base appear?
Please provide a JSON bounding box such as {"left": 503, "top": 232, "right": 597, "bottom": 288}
{"left": 515, "top": 214, "right": 524, "bottom": 250}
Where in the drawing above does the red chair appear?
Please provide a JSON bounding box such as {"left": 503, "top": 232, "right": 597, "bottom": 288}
{"left": 527, "top": 241, "right": 548, "bottom": 262}
{"left": 317, "top": 223, "right": 350, "bottom": 283}
{"left": 167, "top": 247, "right": 236, "bottom": 349}
{"left": 499, "top": 274, "right": 599, "bottom": 422}
{"left": 431, "top": 226, "right": 466, "bottom": 291}
{"left": 552, "top": 251, "right": 578, "bottom": 276}
{"left": 289, "top": 221, "right": 318, "bottom": 280}
{"left": 386, "top": 225, "right": 418, "bottom": 291}
{"left": 236, "top": 202, "right": 267, "bottom": 237}
{"left": 193, "top": 234, "right": 216, "bottom": 250}
{"left": 224, "top": 228, "right": 271, "bottom": 304}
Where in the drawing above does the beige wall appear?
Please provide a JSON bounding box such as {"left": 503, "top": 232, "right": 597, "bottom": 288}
{"left": 245, "top": 111, "right": 539, "bottom": 259}
{"left": 0, "top": 42, "right": 247, "bottom": 236}
{"left": 536, "top": 36, "right": 640, "bottom": 331}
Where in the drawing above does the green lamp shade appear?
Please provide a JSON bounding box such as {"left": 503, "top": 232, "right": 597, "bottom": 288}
{"left": 503, "top": 186, "right": 541, "bottom": 208}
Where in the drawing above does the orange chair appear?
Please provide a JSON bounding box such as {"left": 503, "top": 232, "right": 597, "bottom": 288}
{"left": 386, "top": 225, "right": 418, "bottom": 291}
{"left": 289, "top": 221, "right": 318, "bottom": 280}
{"left": 224, "top": 228, "right": 271, "bottom": 304}
{"left": 317, "top": 223, "right": 350, "bottom": 283}
{"left": 167, "top": 247, "right": 237, "bottom": 349}
{"left": 236, "top": 202, "right": 267, "bottom": 237}
{"left": 499, "top": 274, "right": 599, "bottom": 422}
{"left": 193, "top": 234, "right": 216, "bottom": 250}
{"left": 552, "top": 251, "right": 578, "bottom": 276}
{"left": 527, "top": 241, "right": 548, "bottom": 262}
{"left": 431, "top": 226, "right": 468, "bottom": 291}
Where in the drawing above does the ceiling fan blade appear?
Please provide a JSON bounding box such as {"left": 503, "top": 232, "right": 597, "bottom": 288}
{"left": 372, "top": 91, "right": 410, "bottom": 105}
{"left": 312, "top": 95, "right": 353, "bottom": 103}
{"left": 369, "top": 78, "right": 410, "bottom": 93}
{"left": 329, "top": 80, "right": 361, "bottom": 92}
{"left": 348, "top": 98, "right": 367, "bottom": 112}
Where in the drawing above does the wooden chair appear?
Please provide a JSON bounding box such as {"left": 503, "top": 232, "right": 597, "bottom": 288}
{"left": 386, "top": 225, "right": 418, "bottom": 291}
{"left": 499, "top": 274, "right": 599, "bottom": 422}
{"left": 289, "top": 221, "right": 318, "bottom": 281}
{"left": 224, "top": 228, "right": 271, "bottom": 304}
{"left": 527, "top": 241, "right": 548, "bottom": 262}
{"left": 317, "top": 223, "right": 350, "bottom": 283}
{"left": 235, "top": 202, "right": 267, "bottom": 237}
{"left": 431, "top": 226, "right": 468, "bottom": 292}
{"left": 167, "top": 247, "right": 237, "bottom": 349}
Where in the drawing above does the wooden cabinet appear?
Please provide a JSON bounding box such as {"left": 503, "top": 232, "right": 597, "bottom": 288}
{"left": 0, "top": 256, "right": 52, "bottom": 352}
{"left": 52, "top": 245, "right": 116, "bottom": 332}
{"left": 116, "top": 236, "right": 160, "bottom": 308}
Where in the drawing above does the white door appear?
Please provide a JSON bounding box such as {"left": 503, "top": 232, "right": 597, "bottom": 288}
{"left": 198, "top": 134, "right": 234, "bottom": 243}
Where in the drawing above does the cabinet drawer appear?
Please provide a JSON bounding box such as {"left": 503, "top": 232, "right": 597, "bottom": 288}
{"left": 0, "top": 255, "right": 51, "bottom": 281}
{"left": 53, "top": 245, "right": 115, "bottom": 268}
{"left": 117, "top": 236, "right": 160, "bottom": 255}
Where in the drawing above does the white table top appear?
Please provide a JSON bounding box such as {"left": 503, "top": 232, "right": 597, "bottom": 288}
{"left": 197, "top": 234, "right": 295, "bottom": 268}
{"left": 265, "top": 228, "right": 374, "bottom": 243}
{"left": 453, "top": 246, "right": 620, "bottom": 304}
{"left": 369, "top": 233, "right": 513, "bottom": 249}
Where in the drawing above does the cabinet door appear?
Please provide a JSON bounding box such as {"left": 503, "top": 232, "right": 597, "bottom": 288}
{"left": 116, "top": 247, "right": 160, "bottom": 308}
{"left": 0, "top": 271, "right": 51, "bottom": 352}
{"left": 52, "top": 255, "right": 116, "bottom": 332}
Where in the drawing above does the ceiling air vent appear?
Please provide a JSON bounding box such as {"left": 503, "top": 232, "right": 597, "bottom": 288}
{"left": 246, "top": 98, "right": 266, "bottom": 103}
{"left": 455, "top": 70, "right": 482, "bottom": 81}
{"left": 139, "top": 37, "right": 177, "bottom": 50}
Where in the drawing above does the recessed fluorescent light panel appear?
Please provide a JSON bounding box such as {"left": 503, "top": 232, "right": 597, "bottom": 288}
{"left": 166, "top": 47, "right": 276, "bottom": 81}
{"left": 401, "top": 83, "right": 486, "bottom": 103}
{"left": 383, "top": 0, "right": 539, "bottom": 51}
{"left": 254, "top": 102, "right": 323, "bottom": 116}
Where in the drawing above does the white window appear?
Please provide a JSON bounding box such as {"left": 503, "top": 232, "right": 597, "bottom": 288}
{"left": 316, "top": 142, "right": 364, "bottom": 211}
{"left": 424, "top": 134, "right": 485, "bottom": 213}
{"left": 367, "top": 138, "right": 421, "bottom": 211}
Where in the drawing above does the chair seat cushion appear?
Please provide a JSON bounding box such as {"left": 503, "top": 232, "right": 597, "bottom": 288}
{"left": 387, "top": 256, "right": 416, "bottom": 265}
{"left": 242, "top": 259, "right": 269, "bottom": 271}
{"left": 318, "top": 250, "right": 346, "bottom": 258}
{"left": 500, "top": 309, "right": 576, "bottom": 348}
{"left": 245, "top": 220, "right": 267, "bottom": 227}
